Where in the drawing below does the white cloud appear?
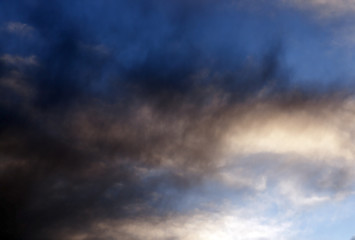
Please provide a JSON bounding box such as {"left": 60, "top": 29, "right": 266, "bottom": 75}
{"left": 224, "top": 99, "right": 355, "bottom": 166}
{"left": 279, "top": 180, "right": 331, "bottom": 206}
{"left": 60, "top": 210, "right": 293, "bottom": 240}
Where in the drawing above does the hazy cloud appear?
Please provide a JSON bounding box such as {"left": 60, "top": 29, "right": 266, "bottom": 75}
{"left": 3, "top": 22, "right": 34, "bottom": 37}
{"left": 0, "top": 54, "right": 38, "bottom": 66}
{"left": 264, "top": 0, "right": 355, "bottom": 17}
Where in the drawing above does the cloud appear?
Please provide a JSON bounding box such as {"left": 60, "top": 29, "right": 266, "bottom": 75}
{"left": 3, "top": 22, "right": 34, "bottom": 37}
{"left": 288, "top": 0, "right": 355, "bottom": 16}
{"left": 2, "top": 83, "right": 354, "bottom": 239}
{"left": 249, "top": 0, "right": 355, "bottom": 18}
{"left": 1, "top": 1, "right": 355, "bottom": 239}
{"left": 225, "top": 98, "right": 355, "bottom": 161}
{"left": 239, "top": 0, "right": 355, "bottom": 17}
{"left": 0, "top": 54, "right": 38, "bottom": 66}
{"left": 51, "top": 210, "right": 293, "bottom": 240}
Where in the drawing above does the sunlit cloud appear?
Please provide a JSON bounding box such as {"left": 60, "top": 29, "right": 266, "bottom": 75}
{"left": 2, "top": 1, "right": 355, "bottom": 239}
{"left": 55, "top": 210, "right": 293, "bottom": 240}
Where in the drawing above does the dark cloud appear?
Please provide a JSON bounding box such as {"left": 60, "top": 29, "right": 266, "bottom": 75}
{"left": 1, "top": 1, "right": 354, "bottom": 240}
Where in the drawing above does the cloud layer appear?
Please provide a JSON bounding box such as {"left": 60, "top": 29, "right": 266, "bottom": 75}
{"left": 1, "top": 1, "right": 355, "bottom": 240}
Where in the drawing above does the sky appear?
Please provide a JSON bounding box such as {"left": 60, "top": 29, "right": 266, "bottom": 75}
{"left": 2, "top": 0, "right": 355, "bottom": 239}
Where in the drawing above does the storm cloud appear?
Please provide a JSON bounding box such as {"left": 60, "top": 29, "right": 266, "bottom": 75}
{"left": 1, "top": 1, "right": 355, "bottom": 240}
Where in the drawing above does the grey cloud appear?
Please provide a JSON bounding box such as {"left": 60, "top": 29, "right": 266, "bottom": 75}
{"left": 0, "top": 54, "right": 38, "bottom": 66}
{"left": 3, "top": 22, "right": 35, "bottom": 37}
{"left": 1, "top": 1, "right": 355, "bottom": 240}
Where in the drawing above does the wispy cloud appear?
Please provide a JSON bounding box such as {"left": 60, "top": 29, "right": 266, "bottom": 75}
{"left": 3, "top": 22, "right": 34, "bottom": 37}
{"left": 0, "top": 54, "right": 38, "bottom": 66}
{"left": 277, "top": 0, "right": 355, "bottom": 17}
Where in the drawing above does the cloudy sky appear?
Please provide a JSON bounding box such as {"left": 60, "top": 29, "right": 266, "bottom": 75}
{"left": 1, "top": 1, "right": 355, "bottom": 239}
